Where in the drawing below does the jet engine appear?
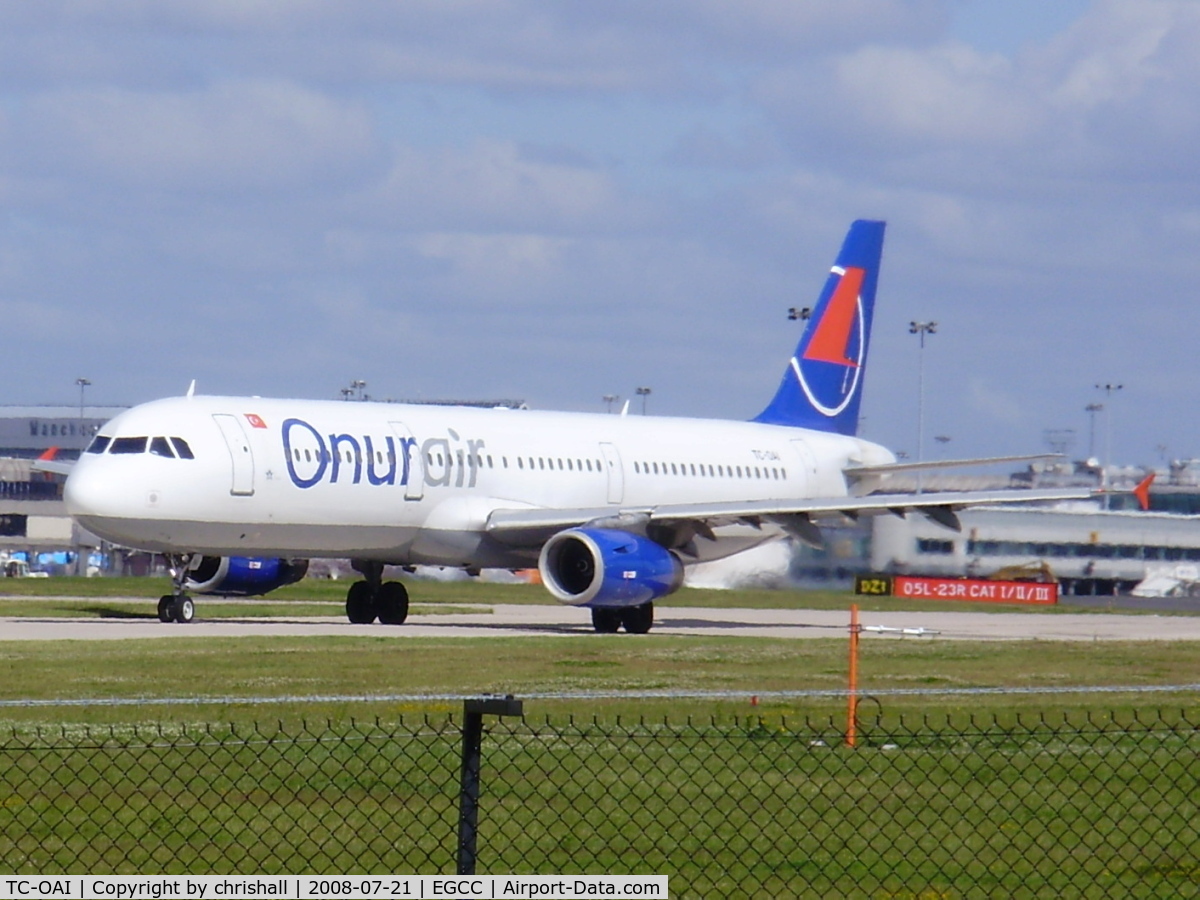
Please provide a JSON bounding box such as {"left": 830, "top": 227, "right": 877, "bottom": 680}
{"left": 538, "top": 528, "right": 684, "bottom": 607}
{"left": 185, "top": 556, "right": 310, "bottom": 596}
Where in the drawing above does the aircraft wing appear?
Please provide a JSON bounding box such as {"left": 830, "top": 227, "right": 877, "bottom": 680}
{"left": 30, "top": 447, "right": 74, "bottom": 477}
{"left": 484, "top": 486, "right": 1094, "bottom": 547}
{"left": 30, "top": 458, "right": 75, "bottom": 476}
{"left": 842, "top": 453, "right": 1060, "bottom": 478}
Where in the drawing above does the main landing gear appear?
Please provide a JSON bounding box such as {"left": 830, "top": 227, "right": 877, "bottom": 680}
{"left": 158, "top": 554, "right": 196, "bottom": 624}
{"left": 345, "top": 560, "right": 410, "bottom": 625}
{"left": 591, "top": 602, "right": 654, "bottom": 634}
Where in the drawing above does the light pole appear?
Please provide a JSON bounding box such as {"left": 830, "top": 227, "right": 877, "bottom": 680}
{"left": 1094, "top": 383, "right": 1123, "bottom": 500}
{"left": 1085, "top": 403, "right": 1103, "bottom": 459}
{"left": 351, "top": 379, "right": 367, "bottom": 401}
{"left": 75, "top": 378, "right": 91, "bottom": 443}
{"left": 635, "top": 386, "right": 651, "bottom": 415}
{"left": 909, "top": 321, "right": 937, "bottom": 483}
{"left": 602, "top": 394, "right": 619, "bottom": 414}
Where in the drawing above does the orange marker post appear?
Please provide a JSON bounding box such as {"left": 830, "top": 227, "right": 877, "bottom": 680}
{"left": 847, "top": 603, "right": 860, "bottom": 748}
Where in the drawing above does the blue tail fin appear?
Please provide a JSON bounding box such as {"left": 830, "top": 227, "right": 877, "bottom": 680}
{"left": 753, "top": 219, "right": 886, "bottom": 435}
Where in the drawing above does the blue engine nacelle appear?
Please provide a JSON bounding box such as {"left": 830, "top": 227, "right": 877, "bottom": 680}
{"left": 185, "top": 556, "right": 309, "bottom": 596}
{"left": 538, "top": 528, "right": 684, "bottom": 608}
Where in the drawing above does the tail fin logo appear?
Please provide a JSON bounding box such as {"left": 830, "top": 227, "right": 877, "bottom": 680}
{"left": 792, "top": 265, "right": 866, "bottom": 417}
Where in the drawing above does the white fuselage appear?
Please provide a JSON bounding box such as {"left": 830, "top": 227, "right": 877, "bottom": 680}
{"left": 64, "top": 395, "right": 895, "bottom": 568}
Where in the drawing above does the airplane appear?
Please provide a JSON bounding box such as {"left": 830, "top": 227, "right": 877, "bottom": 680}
{"left": 63, "top": 219, "right": 1092, "bottom": 631}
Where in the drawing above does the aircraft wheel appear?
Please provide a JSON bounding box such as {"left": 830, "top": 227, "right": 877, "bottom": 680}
{"left": 591, "top": 608, "right": 622, "bottom": 633}
{"left": 377, "top": 581, "right": 410, "bottom": 625}
{"left": 171, "top": 596, "right": 195, "bottom": 624}
{"left": 157, "top": 596, "right": 173, "bottom": 623}
{"left": 346, "top": 581, "right": 377, "bottom": 624}
{"left": 620, "top": 602, "right": 653, "bottom": 635}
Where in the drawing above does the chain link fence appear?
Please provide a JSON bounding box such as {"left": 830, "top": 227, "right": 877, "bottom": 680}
{"left": 2, "top": 706, "right": 1198, "bottom": 896}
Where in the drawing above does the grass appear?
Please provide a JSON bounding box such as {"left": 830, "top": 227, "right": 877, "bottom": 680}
{"left": 2, "top": 578, "right": 1198, "bottom": 888}
{"left": 1, "top": 577, "right": 1198, "bottom": 728}
{"left": 0, "top": 633, "right": 1198, "bottom": 728}
{"left": 1, "top": 709, "right": 1197, "bottom": 891}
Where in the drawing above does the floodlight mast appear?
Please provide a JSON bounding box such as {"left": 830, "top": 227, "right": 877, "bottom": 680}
{"left": 909, "top": 321, "right": 937, "bottom": 490}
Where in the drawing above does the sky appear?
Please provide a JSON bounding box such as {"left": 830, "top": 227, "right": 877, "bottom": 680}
{"left": 0, "top": 0, "right": 1197, "bottom": 468}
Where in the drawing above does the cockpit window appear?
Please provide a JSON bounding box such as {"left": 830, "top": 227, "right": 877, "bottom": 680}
{"left": 170, "top": 437, "right": 195, "bottom": 459}
{"left": 149, "top": 437, "right": 175, "bottom": 458}
{"left": 109, "top": 436, "right": 148, "bottom": 455}
{"left": 86, "top": 435, "right": 111, "bottom": 454}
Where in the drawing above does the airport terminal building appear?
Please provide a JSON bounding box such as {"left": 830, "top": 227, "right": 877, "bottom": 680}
{"left": 0, "top": 405, "right": 128, "bottom": 459}
{"left": 799, "top": 463, "right": 1200, "bottom": 596}
{"left": 0, "top": 405, "right": 127, "bottom": 573}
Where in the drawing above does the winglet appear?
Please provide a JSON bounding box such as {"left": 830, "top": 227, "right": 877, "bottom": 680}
{"left": 1133, "top": 472, "right": 1155, "bottom": 511}
{"left": 36, "top": 446, "right": 60, "bottom": 462}
{"left": 187, "top": 380, "right": 196, "bottom": 399}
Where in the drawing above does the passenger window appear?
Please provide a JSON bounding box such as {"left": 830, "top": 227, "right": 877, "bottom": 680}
{"left": 149, "top": 437, "right": 175, "bottom": 458}
{"left": 86, "top": 436, "right": 111, "bottom": 454}
{"left": 110, "top": 436, "right": 148, "bottom": 455}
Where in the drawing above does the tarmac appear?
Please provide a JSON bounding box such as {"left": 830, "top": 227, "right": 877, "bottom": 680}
{"left": 2, "top": 601, "right": 1200, "bottom": 641}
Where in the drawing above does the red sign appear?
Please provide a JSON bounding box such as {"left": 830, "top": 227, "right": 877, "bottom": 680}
{"left": 244, "top": 413, "right": 268, "bottom": 429}
{"left": 892, "top": 576, "right": 1057, "bottom": 605}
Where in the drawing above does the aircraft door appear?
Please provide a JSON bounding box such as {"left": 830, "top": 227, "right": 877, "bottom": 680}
{"left": 388, "top": 421, "right": 424, "bottom": 500}
{"left": 213, "top": 414, "right": 255, "bottom": 497}
{"left": 789, "top": 439, "right": 818, "bottom": 495}
{"left": 600, "top": 442, "right": 624, "bottom": 504}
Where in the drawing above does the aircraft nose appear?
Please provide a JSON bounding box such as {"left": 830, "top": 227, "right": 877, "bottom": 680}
{"left": 64, "top": 459, "right": 113, "bottom": 519}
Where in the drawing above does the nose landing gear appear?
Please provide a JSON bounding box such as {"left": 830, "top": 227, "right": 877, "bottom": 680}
{"left": 158, "top": 555, "right": 196, "bottom": 623}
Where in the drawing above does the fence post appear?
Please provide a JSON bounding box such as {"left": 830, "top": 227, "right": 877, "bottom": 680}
{"left": 847, "top": 604, "right": 860, "bottom": 748}
{"left": 457, "top": 694, "right": 524, "bottom": 875}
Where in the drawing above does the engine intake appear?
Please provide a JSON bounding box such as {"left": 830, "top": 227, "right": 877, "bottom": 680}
{"left": 538, "top": 528, "right": 684, "bottom": 607}
{"left": 186, "top": 556, "right": 309, "bottom": 596}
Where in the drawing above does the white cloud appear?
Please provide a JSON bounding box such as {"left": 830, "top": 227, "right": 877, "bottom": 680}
{"left": 12, "top": 80, "right": 382, "bottom": 191}
{"left": 966, "top": 379, "right": 1032, "bottom": 429}
{"left": 832, "top": 44, "right": 1035, "bottom": 147}
{"left": 363, "top": 139, "right": 634, "bottom": 234}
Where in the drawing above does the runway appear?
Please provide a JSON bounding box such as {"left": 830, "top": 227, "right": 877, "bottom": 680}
{"left": 2, "top": 603, "right": 1200, "bottom": 642}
